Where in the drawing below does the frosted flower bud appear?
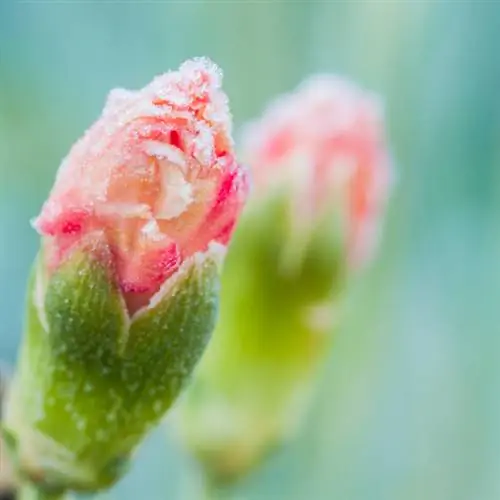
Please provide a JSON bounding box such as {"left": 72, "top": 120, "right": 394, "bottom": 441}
{"left": 34, "top": 57, "right": 247, "bottom": 314}
{"left": 4, "top": 58, "right": 248, "bottom": 495}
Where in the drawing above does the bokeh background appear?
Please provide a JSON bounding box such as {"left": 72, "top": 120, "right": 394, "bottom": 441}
{"left": 1, "top": 1, "right": 500, "bottom": 499}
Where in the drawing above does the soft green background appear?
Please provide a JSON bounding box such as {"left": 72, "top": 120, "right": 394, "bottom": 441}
{"left": 1, "top": 1, "right": 499, "bottom": 499}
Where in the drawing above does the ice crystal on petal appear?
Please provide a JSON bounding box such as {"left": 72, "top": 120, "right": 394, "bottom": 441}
{"left": 34, "top": 58, "right": 248, "bottom": 314}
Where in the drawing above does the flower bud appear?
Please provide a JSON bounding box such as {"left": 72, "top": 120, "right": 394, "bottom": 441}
{"left": 34, "top": 57, "right": 246, "bottom": 315}
{"left": 244, "top": 74, "right": 391, "bottom": 269}
{"left": 4, "top": 58, "right": 248, "bottom": 494}
{"left": 178, "top": 75, "right": 391, "bottom": 483}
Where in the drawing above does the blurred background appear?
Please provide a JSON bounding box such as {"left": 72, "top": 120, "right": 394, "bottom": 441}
{"left": 1, "top": 1, "right": 500, "bottom": 499}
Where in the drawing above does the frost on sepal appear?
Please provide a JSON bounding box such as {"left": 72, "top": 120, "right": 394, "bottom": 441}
{"left": 4, "top": 243, "right": 222, "bottom": 492}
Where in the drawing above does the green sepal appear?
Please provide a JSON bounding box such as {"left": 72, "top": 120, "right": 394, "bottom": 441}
{"left": 179, "top": 190, "right": 349, "bottom": 483}
{"left": 6, "top": 245, "right": 220, "bottom": 492}
{"left": 205, "top": 189, "right": 348, "bottom": 369}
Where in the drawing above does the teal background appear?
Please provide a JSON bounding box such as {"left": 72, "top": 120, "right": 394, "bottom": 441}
{"left": 1, "top": 1, "right": 499, "bottom": 499}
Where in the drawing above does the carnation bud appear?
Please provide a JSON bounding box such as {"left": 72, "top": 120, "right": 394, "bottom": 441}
{"left": 178, "top": 75, "right": 391, "bottom": 483}
{"left": 3, "top": 58, "right": 248, "bottom": 496}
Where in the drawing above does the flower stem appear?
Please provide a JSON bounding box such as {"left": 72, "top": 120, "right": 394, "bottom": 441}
{"left": 18, "top": 483, "right": 68, "bottom": 500}
{"left": 203, "top": 476, "right": 236, "bottom": 500}
{"left": 203, "top": 480, "right": 219, "bottom": 500}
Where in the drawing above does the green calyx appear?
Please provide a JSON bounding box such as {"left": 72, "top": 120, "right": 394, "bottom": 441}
{"left": 179, "top": 190, "right": 350, "bottom": 483}
{"left": 4, "top": 243, "right": 221, "bottom": 493}
{"left": 17, "top": 482, "right": 68, "bottom": 500}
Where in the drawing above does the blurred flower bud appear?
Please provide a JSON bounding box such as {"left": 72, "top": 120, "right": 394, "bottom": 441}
{"left": 178, "top": 75, "right": 391, "bottom": 483}
{"left": 3, "top": 58, "right": 248, "bottom": 495}
{"left": 244, "top": 74, "right": 391, "bottom": 269}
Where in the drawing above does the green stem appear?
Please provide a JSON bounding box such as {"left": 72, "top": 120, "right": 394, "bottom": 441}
{"left": 18, "top": 483, "right": 68, "bottom": 500}
{"left": 202, "top": 476, "right": 235, "bottom": 500}
{"left": 203, "top": 480, "right": 219, "bottom": 500}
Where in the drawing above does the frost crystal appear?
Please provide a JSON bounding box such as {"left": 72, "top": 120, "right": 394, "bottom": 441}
{"left": 34, "top": 58, "right": 248, "bottom": 314}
